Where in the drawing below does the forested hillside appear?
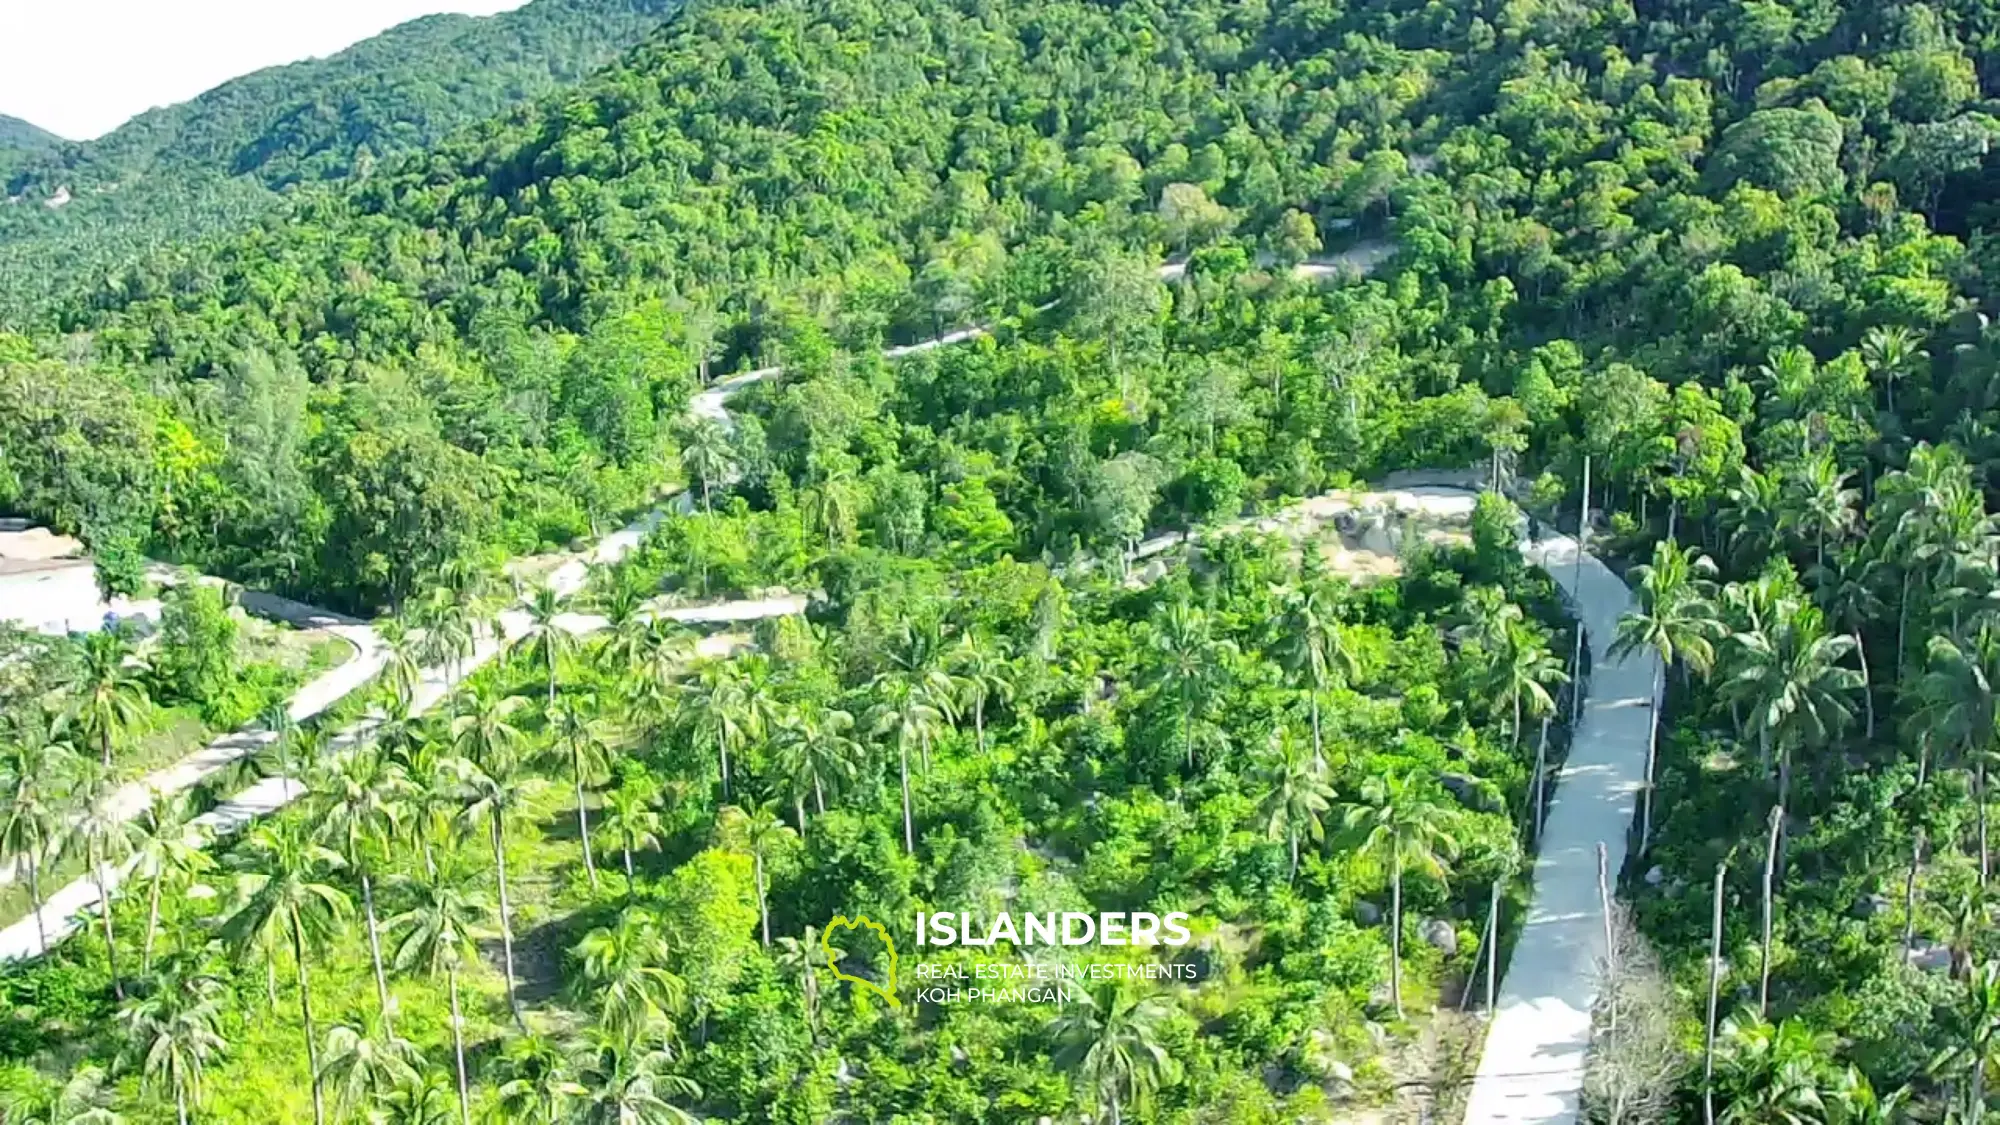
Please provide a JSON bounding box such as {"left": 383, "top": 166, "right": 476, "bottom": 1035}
{"left": 0, "top": 116, "right": 59, "bottom": 160}
{"left": 0, "top": 0, "right": 682, "bottom": 321}
{"left": 10, "top": 0, "right": 2000, "bottom": 1118}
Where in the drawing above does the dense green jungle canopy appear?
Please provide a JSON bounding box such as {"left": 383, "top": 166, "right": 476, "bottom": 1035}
{"left": 0, "top": 0, "right": 682, "bottom": 319}
{"left": 4, "top": 0, "right": 2000, "bottom": 1119}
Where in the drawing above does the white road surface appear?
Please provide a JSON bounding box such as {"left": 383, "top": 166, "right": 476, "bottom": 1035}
{"left": 1461, "top": 529, "right": 1655, "bottom": 1124}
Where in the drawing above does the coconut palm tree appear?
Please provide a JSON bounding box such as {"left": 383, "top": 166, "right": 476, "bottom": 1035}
{"left": 770, "top": 707, "right": 860, "bottom": 834}
{"left": 595, "top": 580, "right": 654, "bottom": 678}
{"left": 220, "top": 821, "right": 353, "bottom": 1125}
{"left": 1813, "top": 548, "right": 1887, "bottom": 740}
{"left": 1278, "top": 579, "right": 1357, "bottom": 766}
{"left": 451, "top": 752, "right": 544, "bottom": 1030}
{"left": 58, "top": 761, "right": 135, "bottom": 1001}
{"left": 1919, "top": 629, "right": 2000, "bottom": 881}
{"left": 1723, "top": 466, "right": 1788, "bottom": 571}
{"left": 1781, "top": 453, "right": 1859, "bottom": 570}
{"left": 0, "top": 710, "right": 75, "bottom": 955}
{"left": 0, "top": 1063, "right": 124, "bottom": 1125}
{"left": 1860, "top": 323, "right": 1926, "bottom": 414}
{"left": 521, "top": 586, "right": 575, "bottom": 709}
{"left": 1726, "top": 596, "right": 1862, "bottom": 818}
{"left": 491, "top": 1031, "right": 582, "bottom": 1125}
{"left": 126, "top": 791, "right": 211, "bottom": 973}
{"left": 775, "top": 925, "right": 838, "bottom": 1036}
{"left": 1486, "top": 618, "right": 1569, "bottom": 751}
{"left": 679, "top": 661, "right": 759, "bottom": 802}
{"left": 1147, "top": 599, "right": 1237, "bottom": 773}
{"left": 376, "top": 620, "right": 425, "bottom": 708}
{"left": 369, "top": 1068, "right": 460, "bottom": 1125}
{"left": 568, "top": 1026, "right": 703, "bottom": 1124}
{"left": 1343, "top": 772, "right": 1459, "bottom": 1018}
{"left": 449, "top": 689, "right": 525, "bottom": 772}
{"left": 311, "top": 747, "right": 409, "bottom": 1029}
{"left": 1046, "top": 983, "right": 1182, "bottom": 1125}
{"left": 1932, "top": 960, "right": 2000, "bottom": 1124}
{"left": 867, "top": 674, "right": 945, "bottom": 854}
{"left": 547, "top": 695, "right": 614, "bottom": 889}
{"left": 1255, "top": 731, "right": 1335, "bottom": 881}
{"left": 317, "top": 1016, "right": 421, "bottom": 1125}
{"left": 802, "top": 464, "right": 863, "bottom": 548}
{"left": 717, "top": 802, "right": 796, "bottom": 947}
{"left": 70, "top": 628, "right": 148, "bottom": 769}
{"left": 573, "top": 907, "right": 688, "bottom": 1049}
{"left": 1713, "top": 1009, "right": 1842, "bottom": 1125}
{"left": 383, "top": 861, "right": 490, "bottom": 1125}
{"left": 678, "top": 416, "right": 735, "bottom": 513}
{"left": 1614, "top": 540, "right": 1722, "bottom": 850}
{"left": 599, "top": 777, "right": 666, "bottom": 886}
{"left": 949, "top": 634, "right": 1015, "bottom": 757}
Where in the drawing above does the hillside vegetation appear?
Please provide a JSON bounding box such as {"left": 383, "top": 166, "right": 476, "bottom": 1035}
{"left": 5, "top": 0, "right": 2000, "bottom": 1119}
{"left": 0, "top": 0, "right": 682, "bottom": 321}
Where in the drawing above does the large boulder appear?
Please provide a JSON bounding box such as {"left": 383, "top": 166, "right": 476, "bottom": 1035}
{"left": 1421, "top": 918, "right": 1458, "bottom": 956}
{"left": 1439, "top": 772, "right": 1501, "bottom": 813}
{"left": 1852, "top": 893, "right": 1892, "bottom": 919}
{"left": 1353, "top": 901, "right": 1383, "bottom": 927}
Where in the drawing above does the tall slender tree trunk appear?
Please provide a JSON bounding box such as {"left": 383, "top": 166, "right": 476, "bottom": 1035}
{"left": 1855, "top": 630, "right": 1875, "bottom": 740}
{"left": 1704, "top": 862, "right": 1726, "bottom": 1125}
{"left": 1484, "top": 877, "right": 1501, "bottom": 1015}
{"left": 1598, "top": 842, "right": 1616, "bottom": 1027}
{"left": 974, "top": 699, "right": 987, "bottom": 756}
{"left": 177, "top": 1088, "right": 189, "bottom": 1125}
{"left": 1533, "top": 719, "right": 1549, "bottom": 844}
{"left": 1906, "top": 829, "right": 1925, "bottom": 953}
{"left": 1898, "top": 571, "right": 1912, "bottom": 680}
{"left": 290, "top": 907, "right": 325, "bottom": 1125}
{"left": 755, "top": 848, "right": 770, "bottom": 947}
{"left": 717, "top": 737, "right": 731, "bottom": 802}
{"left": 1759, "top": 805, "right": 1782, "bottom": 1017}
{"left": 449, "top": 966, "right": 471, "bottom": 1125}
{"left": 1981, "top": 760, "right": 1991, "bottom": 888}
{"left": 572, "top": 750, "right": 598, "bottom": 889}
{"left": 361, "top": 870, "right": 392, "bottom": 1035}
{"left": 795, "top": 797, "right": 808, "bottom": 837}
{"left": 899, "top": 740, "right": 915, "bottom": 854}
{"left": 92, "top": 853, "right": 123, "bottom": 1001}
{"left": 144, "top": 874, "right": 163, "bottom": 973}
{"left": 1641, "top": 661, "right": 1664, "bottom": 855}
{"left": 1309, "top": 690, "right": 1323, "bottom": 767}
{"left": 621, "top": 831, "right": 635, "bottom": 882}
{"left": 1390, "top": 845, "right": 1404, "bottom": 1018}
{"left": 27, "top": 852, "right": 46, "bottom": 955}
{"left": 490, "top": 815, "right": 525, "bottom": 1032}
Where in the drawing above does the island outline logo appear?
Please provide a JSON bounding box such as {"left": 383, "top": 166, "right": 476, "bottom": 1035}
{"left": 823, "top": 913, "right": 900, "bottom": 1007}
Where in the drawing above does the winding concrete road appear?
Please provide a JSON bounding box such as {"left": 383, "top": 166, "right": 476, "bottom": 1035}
{"left": 8, "top": 243, "right": 1661, "bottom": 1125}
{"left": 1462, "top": 528, "right": 1654, "bottom": 1124}
{"left": 1, "top": 241, "right": 1645, "bottom": 1122}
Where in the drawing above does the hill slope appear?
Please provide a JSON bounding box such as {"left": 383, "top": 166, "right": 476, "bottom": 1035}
{"left": 0, "top": 0, "right": 681, "bottom": 321}
{"left": 0, "top": 115, "right": 59, "bottom": 156}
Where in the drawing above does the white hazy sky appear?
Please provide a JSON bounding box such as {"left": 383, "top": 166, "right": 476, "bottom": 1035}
{"left": 1, "top": 0, "right": 531, "bottom": 141}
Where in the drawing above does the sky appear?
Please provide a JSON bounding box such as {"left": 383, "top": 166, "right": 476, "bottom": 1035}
{"left": 0, "top": 0, "right": 531, "bottom": 141}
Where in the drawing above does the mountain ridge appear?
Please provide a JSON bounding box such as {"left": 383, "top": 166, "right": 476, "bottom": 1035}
{"left": 0, "top": 0, "right": 683, "bottom": 323}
